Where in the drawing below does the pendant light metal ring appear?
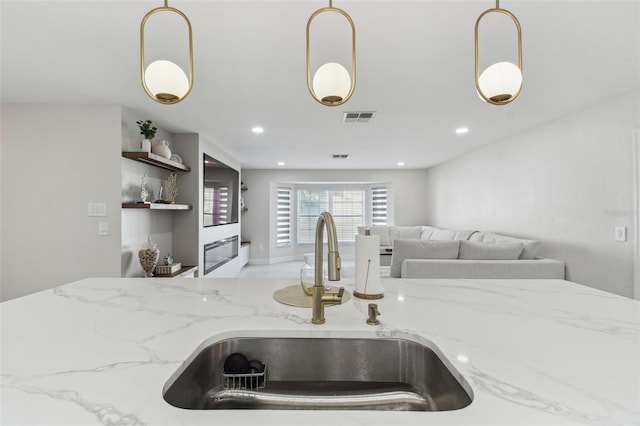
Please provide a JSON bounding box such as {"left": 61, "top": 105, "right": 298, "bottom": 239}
{"left": 140, "top": 2, "right": 194, "bottom": 105}
{"left": 306, "top": 4, "right": 356, "bottom": 106}
{"left": 474, "top": 5, "right": 523, "bottom": 105}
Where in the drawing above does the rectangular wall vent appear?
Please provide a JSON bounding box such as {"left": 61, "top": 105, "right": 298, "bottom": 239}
{"left": 332, "top": 154, "right": 350, "bottom": 159}
{"left": 343, "top": 111, "right": 376, "bottom": 123}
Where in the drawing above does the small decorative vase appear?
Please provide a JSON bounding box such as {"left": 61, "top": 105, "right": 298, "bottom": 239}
{"left": 138, "top": 237, "right": 160, "bottom": 278}
{"left": 140, "top": 173, "right": 149, "bottom": 203}
{"left": 152, "top": 140, "right": 172, "bottom": 159}
{"left": 300, "top": 253, "right": 326, "bottom": 296}
{"left": 140, "top": 139, "right": 151, "bottom": 153}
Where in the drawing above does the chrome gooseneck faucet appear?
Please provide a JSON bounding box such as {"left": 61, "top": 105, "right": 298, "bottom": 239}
{"left": 312, "top": 212, "right": 344, "bottom": 324}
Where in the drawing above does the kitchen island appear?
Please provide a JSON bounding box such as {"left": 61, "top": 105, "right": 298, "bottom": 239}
{"left": 1, "top": 277, "right": 638, "bottom": 426}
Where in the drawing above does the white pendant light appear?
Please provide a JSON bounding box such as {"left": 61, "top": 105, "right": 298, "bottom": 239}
{"left": 312, "top": 62, "right": 351, "bottom": 104}
{"left": 475, "top": 0, "right": 523, "bottom": 105}
{"left": 144, "top": 60, "right": 190, "bottom": 102}
{"left": 306, "top": 0, "right": 356, "bottom": 106}
{"left": 140, "top": 0, "right": 194, "bottom": 105}
{"left": 477, "top": 61, "right": 523, "bottom": 103}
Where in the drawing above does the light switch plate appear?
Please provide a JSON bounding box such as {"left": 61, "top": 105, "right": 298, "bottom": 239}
{"left": 88, "top": 203, "right": 107, "bottom": 217}
{"left": 615, "top": 226, "right": 626, "bottom": 242}
{"left": 98, "top": 221, "right": 109, "bottom": 236}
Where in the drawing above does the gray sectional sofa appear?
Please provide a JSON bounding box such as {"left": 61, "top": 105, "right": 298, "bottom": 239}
{"left": 357, "top": 226, "right": 565, "bottom": 279}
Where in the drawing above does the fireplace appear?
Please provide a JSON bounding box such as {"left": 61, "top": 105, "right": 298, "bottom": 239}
{"left": 204, "top": 236, "right": 238, "bottom": 275}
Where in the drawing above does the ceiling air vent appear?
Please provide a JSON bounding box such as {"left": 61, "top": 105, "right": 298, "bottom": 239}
{"left": 343, "top": 111, "right": 376, "bottom": 123}
{"left": 332, "top": 154, "right": 350, "bottom": 159}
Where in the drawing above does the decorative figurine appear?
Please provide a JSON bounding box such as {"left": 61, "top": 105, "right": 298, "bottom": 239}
{"left": 166, "top": 172, "right": 179, "bottom": 204}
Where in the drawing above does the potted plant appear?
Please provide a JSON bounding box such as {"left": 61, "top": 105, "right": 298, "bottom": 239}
{"left": 137, "top": 120, "right": 157, "bottom": 153}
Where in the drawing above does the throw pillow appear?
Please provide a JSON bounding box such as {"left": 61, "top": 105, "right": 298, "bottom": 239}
{"left": 481, "top": 232, "right": 541, "bottom": 259}
{"left": 390, "top": 239, "right": 460, "bottom": 277}
{"left": 453, "top": 230, "right": 478, "bottom": 240}
{"left": 458, "top": 241, "right": 523, "bottom": 260}
{"left": 468, "top": 231, "right": 485, "bottom": 242}
{"left": 420, "top": 226, "right": 436, "bottom": 240}
{"left": 389, "top": 226, "right": 422, "bottom": 244}
{"left": 430, "top": 228, "right": 458, "bottom": 240}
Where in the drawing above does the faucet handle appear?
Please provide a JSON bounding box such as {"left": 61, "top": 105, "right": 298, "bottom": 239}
{"left": 321, "top": 286, "right": 345, "bottom": 306}
{"left": 367, "top": 303, "right": 381, "bottom": 325}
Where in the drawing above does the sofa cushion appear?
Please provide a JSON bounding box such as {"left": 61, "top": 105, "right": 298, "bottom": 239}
{"left": 468, "top": 231, "right": 485, "bottom": 242}
{"left": 357, "top": 226, "right": 391, "bottom": 246}
{"left": 480, "top": 232, "right": 541, "bottom": 259}
{"left": 402, "top": 258, "right": 565, "bottom": 279}
{"left": 458, "top": 241, "right": 523, "bottom": 260}
{"left": 429, "top": 228, "right": 458, "bottom": 240}
{"left": 390, "top": 239, "right": 460, "bottom": 277}
{"left": 389, "top": 226, "right": 422, "bottom": 243}
{"left": 429, "top": 228, "right": 477, "bottom": 241}
{"left": 420, "top": 226, "right": 436, "bottom": 240}
{"left": 453, "top": 230, "right": 478, "bottom": 240}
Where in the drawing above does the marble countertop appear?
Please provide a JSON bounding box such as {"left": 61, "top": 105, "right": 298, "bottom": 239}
{"left": 1, "top": 277, "right": 639, "bottom": 426}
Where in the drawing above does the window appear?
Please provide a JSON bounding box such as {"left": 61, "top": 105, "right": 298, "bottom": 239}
{"left": 276, "top": 187, "right": 292, "bottom": 247}
{"left": 297, "top": 188, "right": 365, "bottom": 243}
{"left": 371, "top": 187, "right": 388, "bottom": 226}
{"left": 275, "top": 183, "right": 390, "bottom": 248}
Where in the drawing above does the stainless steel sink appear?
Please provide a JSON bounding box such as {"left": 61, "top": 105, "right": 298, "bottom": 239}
{"left": 163, "top": 334, "right": 473, "bottom": 411}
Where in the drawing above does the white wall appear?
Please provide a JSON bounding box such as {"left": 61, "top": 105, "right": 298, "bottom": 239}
{"left": 241, "top": 168, "right": 430, "bottom": 264}
{"left": 170, "top": 133, "right": 200, "bottom": 273}
{"left": 1, "top": 104, "right": 122, "bottom": 301}
{"left": 423, "top": 90, "right": 640, "bottom": 298}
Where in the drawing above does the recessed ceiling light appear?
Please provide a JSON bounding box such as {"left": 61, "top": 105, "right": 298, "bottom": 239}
{"left": 252, "top": 126, "right": 264, "bottom": 134}
{"left": 397, "top": 162, "right": 405, "bottom": 167}
{"left": 455, "top": 127, "right": 469, "bottom": 134}
{"left": 277, "top": 161, "right": 285, "bottom": 166}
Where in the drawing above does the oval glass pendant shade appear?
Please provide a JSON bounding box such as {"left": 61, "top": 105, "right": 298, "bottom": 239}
{"left": 140, "top": 1, "right": 194, "bottom": 105}
{"left": 478, "top": 61, "right": 522, "bottom": 103}
{"left": 312, "top": 62, "right": 351, "bottom": 104}
{"left": 145, "top": 60, "right": 190, "bottom": 102}
{"left": 474, "top": 1, "right": 523, "bottom": 105}
{"left": 306, "top": 1, "right": 356, "bottom": 107}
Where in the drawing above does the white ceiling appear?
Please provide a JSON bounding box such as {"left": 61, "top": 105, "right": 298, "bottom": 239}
{"left": 1, "top": 0, "right": 639, "bottom": 169}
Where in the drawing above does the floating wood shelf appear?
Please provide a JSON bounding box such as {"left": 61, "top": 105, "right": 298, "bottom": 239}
{"left": 122, "top": 202, "right": 192, "bottom": 210}
{"left": 122, "top": 151, "right": 191, "bottom": 172}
